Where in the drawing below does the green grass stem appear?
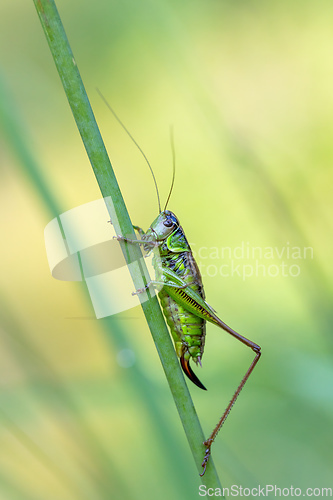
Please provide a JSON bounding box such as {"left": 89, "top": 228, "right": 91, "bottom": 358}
{"left": 33, "top": 0, "right": 222, "bottom": 488}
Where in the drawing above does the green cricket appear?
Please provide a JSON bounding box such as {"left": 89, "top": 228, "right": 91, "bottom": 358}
{"left": 118, "top": 208, "right": 261, "bottom": 476}
{"left": 101, "top": 92, "right": 261, "bottom": 476}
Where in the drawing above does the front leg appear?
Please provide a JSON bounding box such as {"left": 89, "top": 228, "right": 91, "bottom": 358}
{"left": 114, "top": 234, "right": 144, "bottom": 245}
{"left": 114, "top": 234, "right": 161, "bottom": 248}
{"left": 133, "top": 225, "right": 145, "bottom": 237}
{"left": 132, "top": 279, "right": 195, "bottom": 296}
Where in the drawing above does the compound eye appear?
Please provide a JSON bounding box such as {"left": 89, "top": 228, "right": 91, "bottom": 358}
{"left": 163, "top": 219, "right": 173, "bottom": 228}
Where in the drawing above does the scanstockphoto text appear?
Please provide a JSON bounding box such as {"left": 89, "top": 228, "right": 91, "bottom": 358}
{"left": 198, "top": 484, "right": 332, "bottom": 497}
{"left": 190, "top": 242, "right": 313, "bottom": 281}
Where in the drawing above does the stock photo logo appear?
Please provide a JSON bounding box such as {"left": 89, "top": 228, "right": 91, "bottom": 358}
{"left": 44, "top": 198, "right": 156, "bottom": 318}
{"left": 44, "top": 198, "right": 313, "bottom": 318}
{"left": 191, "top": 241, "right": 313, "bottom": 281}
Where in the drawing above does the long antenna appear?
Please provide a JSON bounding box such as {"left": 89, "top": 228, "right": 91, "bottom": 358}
{"left": 96, "top": 88, "right": 161, "bottom": 214}
{"left": 164, "top": 125, "right": 176, "bottom": 211}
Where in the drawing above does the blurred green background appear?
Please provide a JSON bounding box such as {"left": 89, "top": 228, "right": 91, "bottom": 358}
{"left": 1, "top": 0, "right": 333, "bottom": 498}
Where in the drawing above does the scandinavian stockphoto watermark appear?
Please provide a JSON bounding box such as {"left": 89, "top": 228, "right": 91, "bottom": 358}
{"left": 44, "top": 198, "right": 315, "bottom": 318}
{"left": 191, "top": 242, "right": 313, "bottom": 281}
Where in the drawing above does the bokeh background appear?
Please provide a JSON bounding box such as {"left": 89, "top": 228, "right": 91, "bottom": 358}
{"left": 1, "top": 1, "right": 333, "bottom": 499}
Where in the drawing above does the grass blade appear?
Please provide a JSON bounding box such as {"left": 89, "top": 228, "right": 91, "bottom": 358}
{"left": 33, "top": 0, "right": 222, "bottom": 488}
